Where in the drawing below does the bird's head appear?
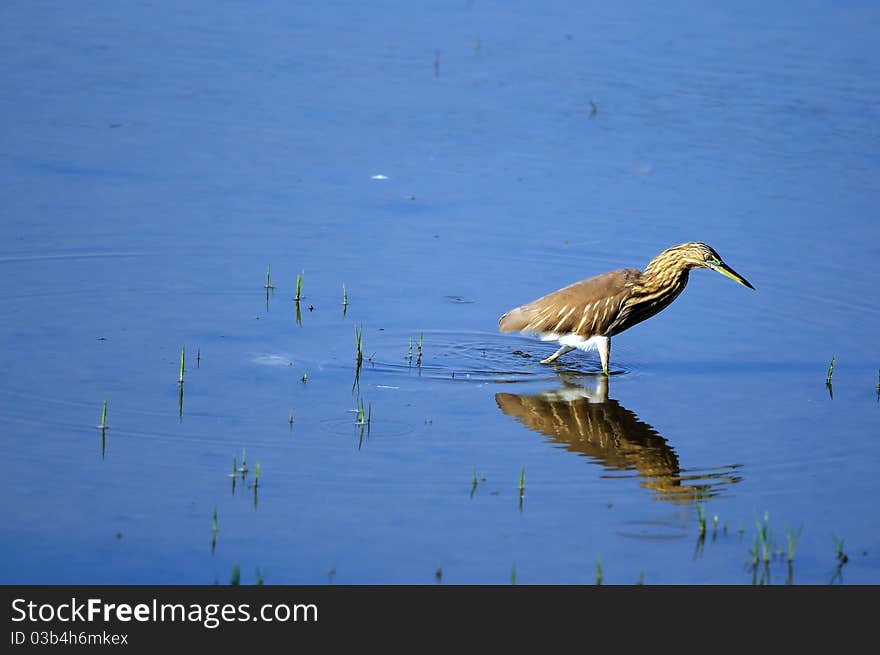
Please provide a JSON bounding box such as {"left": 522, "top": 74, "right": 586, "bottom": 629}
{"left": 679, "top": 242, "right": 755, "bottom": 289}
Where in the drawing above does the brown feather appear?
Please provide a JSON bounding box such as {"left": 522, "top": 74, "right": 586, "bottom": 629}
{"left": 499, "top": 268, "right": 642, "bottom": 337}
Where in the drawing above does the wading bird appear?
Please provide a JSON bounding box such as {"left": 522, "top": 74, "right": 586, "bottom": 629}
{"left": 498, "top": 242, "right": 754, "bottom": 373}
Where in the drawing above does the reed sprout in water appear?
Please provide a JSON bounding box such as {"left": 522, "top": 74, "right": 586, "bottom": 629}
{"left": 518, "top": 466, "right": 525, "bottom": 499}
{"left": 211, "top": 507, "right": 218, "bottom": 555}
{"left": 355, "top": 325, "right": 363, "bottom": 367}
{"left": 510, "top": 562, "right": 516, "bottom": 585}
{"left": 98, "top": 400, "right": 108, "bottom": 429}
{"left": 264, "top": 264, "right": 274, "bottom": 290}
{"left": 295, "top": 270, "right": 304, "bottom": 301}
{"left": 832, "top": 532, "right": 848, "bottom": 563}
{"left": 826, "top": 356, "right": 835, "bottom": 385}
{"left": 784, "top": 523, "right": 803, "bottom": 562}
{"left": 756, "top": 511, "right": 772, "bottom": 565}
{"left": 231, "top": 563, "right": 241, "bottom": 586}
{"left": 595, "top": 556, "right": 603, "bottom": 586}
{"left": 342, "top": 283, "right": 348, "bottom": 307}
{"left": 696, "top": 503, "right": 706, "bottom": 536}
{"left": 179, "top": 346, "right": 185, "bottom": 384}
{"left": 355, "top": 397, "right": 372, "bottom": 426}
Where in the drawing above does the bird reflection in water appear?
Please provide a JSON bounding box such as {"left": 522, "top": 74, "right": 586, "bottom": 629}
{"left": 495, "top": 375, "right": 742, "bottom": 502}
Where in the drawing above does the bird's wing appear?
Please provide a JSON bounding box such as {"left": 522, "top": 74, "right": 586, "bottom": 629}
{"left": 498, "top": 268, "right": 640, "bottom": 337}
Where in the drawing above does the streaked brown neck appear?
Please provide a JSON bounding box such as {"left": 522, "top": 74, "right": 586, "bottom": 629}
{"left": 640, "top": 248, "right": 692, "bottom": 293}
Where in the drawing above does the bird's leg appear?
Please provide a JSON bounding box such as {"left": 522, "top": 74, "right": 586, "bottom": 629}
{"left": 597, "top": 336, "right": 610, "bottom": 375}
{"left": 540, "top": 345, "right": 575, "bottom": 364}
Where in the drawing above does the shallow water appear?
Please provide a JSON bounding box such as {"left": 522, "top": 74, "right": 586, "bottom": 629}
{"left": 1, "top": 1, "right": 878, "bottom": 584}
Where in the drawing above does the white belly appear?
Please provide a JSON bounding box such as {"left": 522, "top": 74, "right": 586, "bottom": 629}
{"left": 537, "top": 333, "right": 606, "bottom": 352}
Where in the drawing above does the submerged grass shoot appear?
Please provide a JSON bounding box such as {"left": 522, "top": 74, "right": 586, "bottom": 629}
{"left": 355, "top": 397, "right": 372, "bottom": 426}
{"left": 211, "top": 507, "right": 218, "bottom": 555}
{"left": 785, "top": 523, "right": 803, "bottom": 562}
{"left": 231, "top": 563, "right": 241, "bottom": 586}
{"left": 518, "top": 466, "right": 525, "bottom": 499}
{"left": 696, "top": 503, "right": 706, "bottom": 536}
{"left": 264, "top": 264, "right": 274, "bottom": 290}
{"left": 355, "top": 325, "right": 363, "bottom": 366}
{"left": 295, "top": 270, "right": 304, "bottom": 301}
{"left": 832, "top": 532, "right": 848, "bottom": 563}
{"left": 756, "top": 511, "right": 772, "bottom": 565}
{"left": 749, "top": 535, "right": 760, "bottom": 567}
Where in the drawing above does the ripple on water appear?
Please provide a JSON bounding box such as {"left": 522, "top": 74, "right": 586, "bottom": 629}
{"left": 359, "top": 329, "right": 630, "bottom": 383}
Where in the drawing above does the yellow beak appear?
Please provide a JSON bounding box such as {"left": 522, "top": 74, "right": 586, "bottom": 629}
{"left": 711, "top": 261, "right": 755, "bottom": 290}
